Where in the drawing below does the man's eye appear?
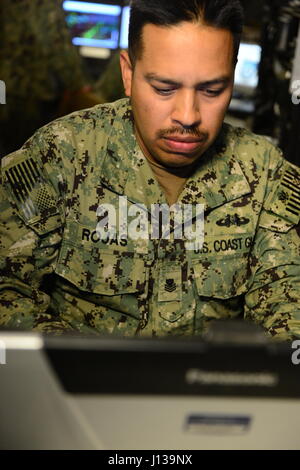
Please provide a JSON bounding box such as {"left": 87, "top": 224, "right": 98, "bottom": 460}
{"left": 153, "top": 87, "right": 175, "bottom": 96}
{"left": 203, "top": 88, "right": 224, "bottom": 97}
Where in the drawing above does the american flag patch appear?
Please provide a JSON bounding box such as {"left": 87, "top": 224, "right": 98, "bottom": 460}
{"left": 280, "top": 169, "right": 300, "bottom": 218}
{"left": 3, "top": 157, "right": 58, "bottom": 223}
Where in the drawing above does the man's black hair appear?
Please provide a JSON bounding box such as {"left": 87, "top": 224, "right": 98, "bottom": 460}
{"left": 128, "top": 0, "right": 244, "bottom": 65}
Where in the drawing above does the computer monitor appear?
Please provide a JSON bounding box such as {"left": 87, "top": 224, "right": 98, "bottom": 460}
{"left": 119, "top": 5, "right": 130, "bottom": 49}
{"left": 0, "top": 326, "right": 300, "bottom": 450}
{"left": 234, "top": 42, "right": 262, "bottom": 96}
{"left": 63, "top": 1, "right": 122, "bottom": 50}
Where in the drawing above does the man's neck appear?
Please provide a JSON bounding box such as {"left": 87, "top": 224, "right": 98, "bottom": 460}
{"left": 134, "top": 127, "right": 202, "bottom": 205}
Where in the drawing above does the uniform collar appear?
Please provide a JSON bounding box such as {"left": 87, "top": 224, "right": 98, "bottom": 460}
{"left": 99, "top": 99, "right": 251, "bottom": 211}
{"left": 99, "top": 99, "right": 166, "bottom": 207}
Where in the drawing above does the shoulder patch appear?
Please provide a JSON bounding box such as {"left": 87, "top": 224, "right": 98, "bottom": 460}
{"left": 280, "top": 168, "right": 300, "bottom": 220}
{"left": 263, "top": 164, "right": 300, "bottom": 227}
{"left": 1, "top": 154, "right": 61, "bottom": 235}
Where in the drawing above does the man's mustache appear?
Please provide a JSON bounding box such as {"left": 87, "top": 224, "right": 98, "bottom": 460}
{"left": 157, "top": 127, "right": 208, "bottom": 140}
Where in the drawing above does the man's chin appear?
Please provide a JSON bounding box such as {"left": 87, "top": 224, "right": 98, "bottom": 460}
{"left": 155, "top": 151, "right": 204, "bottom": 169}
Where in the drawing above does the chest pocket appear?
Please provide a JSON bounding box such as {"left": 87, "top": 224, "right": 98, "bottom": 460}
{"left": 192, "top": 234, "right": 252, "bottom": 299}
{"left": 193, "top": 254, "right": 249, "bottom": 299}
{"left": 55, "top": 221, "right": 147, "bottom": 296}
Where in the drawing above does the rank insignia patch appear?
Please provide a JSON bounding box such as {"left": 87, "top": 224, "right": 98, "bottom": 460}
{"left": 164, "top": 279, "right": 177, "bottom": 293}
{"left": 158, "top": 267, "right": 182, "bottom": 302}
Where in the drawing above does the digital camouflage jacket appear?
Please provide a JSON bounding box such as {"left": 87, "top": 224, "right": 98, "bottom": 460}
{"left": 1, "top": 99, "right": 300, "bottom": 340}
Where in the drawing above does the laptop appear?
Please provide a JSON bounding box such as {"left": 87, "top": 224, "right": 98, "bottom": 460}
{"left": 0, "top": 321, "right": 299, "bottom": 450}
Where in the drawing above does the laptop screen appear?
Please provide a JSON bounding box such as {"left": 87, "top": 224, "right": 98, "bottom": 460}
{"left": 1, "top": 325, "right": 300, "bottom": 450}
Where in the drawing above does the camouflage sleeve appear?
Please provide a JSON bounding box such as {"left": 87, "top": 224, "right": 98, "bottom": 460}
{"left": 0, "top": 131, "right": 73, "bottom": 334}
{"left": 245, "top": 160, "right": 300, "bottom": 341}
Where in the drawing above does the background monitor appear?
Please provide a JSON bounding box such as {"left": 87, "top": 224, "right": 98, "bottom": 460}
{"left": 234, "top": 42, "right": 262, "bottom": 96}
{"left": 63, "top": 1, "right": 122, "bottom": 50}
{"left": 119, "top": 5, "right": 130, "bottom": 49}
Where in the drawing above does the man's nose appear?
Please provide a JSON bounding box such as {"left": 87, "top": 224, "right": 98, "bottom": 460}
{"left": 171, "top": 90, "right": 201, "bottom": 128}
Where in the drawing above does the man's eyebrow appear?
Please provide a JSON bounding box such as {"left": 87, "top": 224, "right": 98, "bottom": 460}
{"left": 145, "top": 73, "right": 231, "bottom": 87}
{"left": 145, "top": 73, "right": 180, "bottom": 86}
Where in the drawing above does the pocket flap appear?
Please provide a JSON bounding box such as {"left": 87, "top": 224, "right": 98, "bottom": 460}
{"left": 56, "top": 242, "right": 146, "bottom": 296}
{"left": 193, "top": 255, "right": 249, "bottom": 299}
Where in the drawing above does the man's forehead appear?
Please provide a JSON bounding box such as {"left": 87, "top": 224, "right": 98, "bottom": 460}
{"left": 136, "top": 22, "right": 235, "bottom": 77}
{"left": 139, "top": 22, "right": 234, "bottom": 58}
{"left": 141, "top": 21, "right": 233, "bottom": 46}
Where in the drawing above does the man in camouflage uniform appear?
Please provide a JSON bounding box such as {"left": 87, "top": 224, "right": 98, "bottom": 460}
{"left": 1, "top": 0, "right": 300, "bottom": 340}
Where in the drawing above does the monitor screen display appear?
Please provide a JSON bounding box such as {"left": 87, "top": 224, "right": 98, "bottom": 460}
{"left": 234, "top": 43, "right": 262, "bottom": 91}
{"left": 119, "top": 5, "right": 130, "bottom": 49}
{"left": 63, "top": 1, "right": 122, "bottom": 50}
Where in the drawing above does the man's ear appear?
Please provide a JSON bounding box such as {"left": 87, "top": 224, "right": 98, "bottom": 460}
{"left": 120, "top": 50, "right": 133, "bottom": 97}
